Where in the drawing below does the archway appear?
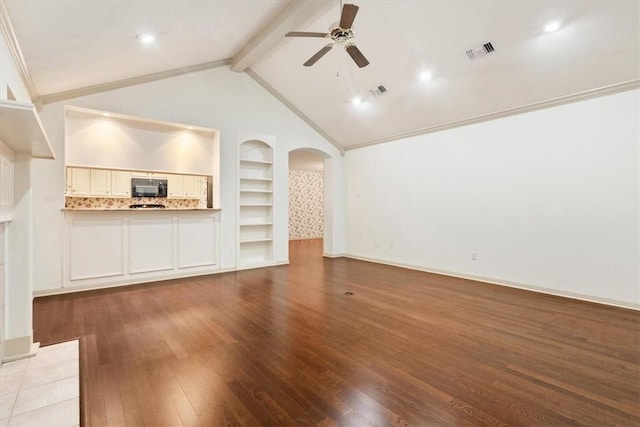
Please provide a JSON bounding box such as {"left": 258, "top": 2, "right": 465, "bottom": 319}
{"left": 288, "top": 148, "right": 331, "bottom": 261}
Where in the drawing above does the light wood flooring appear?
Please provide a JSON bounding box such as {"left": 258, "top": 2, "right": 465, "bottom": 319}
{"left": 34, "top": 238, "right": 640, "bottom": 426}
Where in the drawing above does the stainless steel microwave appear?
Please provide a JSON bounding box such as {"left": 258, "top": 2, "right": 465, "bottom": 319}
{"left": 131, "top": 178, "right": 168, "bottom": 198}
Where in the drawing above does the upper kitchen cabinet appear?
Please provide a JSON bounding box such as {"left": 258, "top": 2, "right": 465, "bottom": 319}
{"left": 0, "top": 100, "right": 55, "bottom": 159}
{"left": 168, "top": 174, "right": 201, "bottom": 199}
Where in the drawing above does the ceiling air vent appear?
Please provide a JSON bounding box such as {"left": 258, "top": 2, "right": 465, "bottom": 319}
{"left": 466, "top": 42, "right": 495, "bottom": 60}
{"left": 369, "top": 85, "right": 387, "bottom": 97}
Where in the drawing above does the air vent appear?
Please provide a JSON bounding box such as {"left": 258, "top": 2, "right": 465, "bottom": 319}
{"left": 466, "top": 42, "right": 495, "bottom": 60}
{"left": 369, "top": 85, "right": 387, "bottom": 97}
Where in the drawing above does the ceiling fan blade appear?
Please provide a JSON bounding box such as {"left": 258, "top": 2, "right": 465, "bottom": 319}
{"left": 304, "top": 44, "right": 333, "bottom": 67}
{"left": 286, "top": 31, "right": 328, "bottom": 38}
{"left": 340, "top": 4, "right": 359, "bottom": 29}
{"left": 346, "top": 44, "right": 369, "bottom": 68}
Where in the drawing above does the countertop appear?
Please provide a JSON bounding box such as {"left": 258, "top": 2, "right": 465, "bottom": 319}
{"left": 62, "top": 208, "right": 220, "bottom": 212}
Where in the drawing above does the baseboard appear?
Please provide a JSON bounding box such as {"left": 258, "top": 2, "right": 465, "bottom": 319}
{"left": 34, "top": 266, "right": 237, "bottom": 297}
{"left": 3, "top": 337, "right": 39, "bottom": 362}
{"left": 343, "top": 253, "right": 640, "bottom": 311}
{"left": 323, "top": 252, "right": 345, "bottom": 259}
{"left": 34, "top": 260, "right": 295, "bottom": 297}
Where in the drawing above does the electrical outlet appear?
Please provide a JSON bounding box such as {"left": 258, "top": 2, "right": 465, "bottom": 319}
{"left": 374, "top": 241, "right": 378, "bottom": 248}
{"left": 390, "top": 242, "right": 394, "bottom": 250}
{"left": 229, "top": 247, "right": 234, "bottom": 255}
{"left": 471, "top": 252, "right": 477, "bottom": 261}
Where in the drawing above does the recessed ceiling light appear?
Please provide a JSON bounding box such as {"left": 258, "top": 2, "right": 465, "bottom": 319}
{"left": 102, "top": 112, "right": 111, "bottom": 117}
{"left": 136, "top": 32, "right": 155, "bottom": 44}
{"left": 419, "top": 71, "right": 433, "bottom": 81}
{"left": 544, "top": 20, "right": 562, "bottom": 33}
{"left": 352, "top": 97, "right": 363, "bottom": 105}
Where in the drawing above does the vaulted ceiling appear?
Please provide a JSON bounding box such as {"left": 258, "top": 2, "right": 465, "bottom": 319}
{"left": 3, "top": 0, "right": 639, "bottom": 150}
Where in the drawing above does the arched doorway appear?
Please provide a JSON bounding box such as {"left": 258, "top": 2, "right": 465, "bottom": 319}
{"left": 288, "top": 148, "right": 330, "bottom": 262}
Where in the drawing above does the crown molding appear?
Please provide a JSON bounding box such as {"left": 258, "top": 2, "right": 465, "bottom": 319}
{"left": 0, "top": 0, "right": 39, "bottom": 100}
{"left": 38, "top": 58, "right": 232, "bottom": 105}
{"left": 344, "top": 79, "right": 640, "bottom": 151}
{"left": 245, "top": 68, "right": 345, "bottom": 155}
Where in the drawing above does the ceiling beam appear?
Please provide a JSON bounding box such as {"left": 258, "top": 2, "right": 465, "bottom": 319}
{"left": 231, "top": 0, "right": 333, "bottom": 72}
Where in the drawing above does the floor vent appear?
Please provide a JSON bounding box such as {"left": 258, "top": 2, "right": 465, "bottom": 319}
{"left": 466, "top": 42, "right": 495, "bottom": 60}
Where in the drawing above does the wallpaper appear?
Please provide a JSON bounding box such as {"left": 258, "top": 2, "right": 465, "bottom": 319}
{"left": 289, "top": 169, "right": 323, "bottom": 239}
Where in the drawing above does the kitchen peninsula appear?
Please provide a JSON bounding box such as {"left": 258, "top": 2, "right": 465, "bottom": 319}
{"left": 59, "top": 106, "right": 221, "bottom": 292}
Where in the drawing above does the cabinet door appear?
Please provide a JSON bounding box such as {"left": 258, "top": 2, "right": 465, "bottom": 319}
{"left": 90, "top": 169, "right": 112, "bottom": 197}
{"left": 183, "top": 175, "right": 200, "bottom": 199}
{"left": 0, "top": 155, "right": 13, "bottom": 221}
{"left": 111, "top": 170, "right": 131, "bottom": 198}
{"left": 68, "top": 167, "right": 91, "bottom": 196}
{"left": 167, "top": 174, "right": 184, "bottom": 199}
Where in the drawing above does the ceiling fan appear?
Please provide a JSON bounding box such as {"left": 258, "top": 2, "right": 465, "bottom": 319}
{"left": 285, "top": 3, "right": 369, "bottom": 68}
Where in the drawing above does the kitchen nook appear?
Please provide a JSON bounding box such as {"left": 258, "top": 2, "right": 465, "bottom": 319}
{"left": 62, "top": 106, "right": 221, "bottom": 291}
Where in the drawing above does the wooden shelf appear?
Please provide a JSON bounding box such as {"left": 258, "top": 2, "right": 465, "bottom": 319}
{"left": 240, "top": 189, "right": 272, "bottom": 194}
{"left": 0, "top": 100, "right": 55, "bottom": 159}
{"left": 240, "top": 222, "right": 273, "bottom": 227}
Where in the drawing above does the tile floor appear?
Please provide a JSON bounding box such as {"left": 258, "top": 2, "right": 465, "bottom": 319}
{"left": 1, "top": 340, "right": 79, "bottom": 427}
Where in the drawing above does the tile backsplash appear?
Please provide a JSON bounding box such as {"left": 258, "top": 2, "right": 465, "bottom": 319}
{"left": 65, "top": 197, "right": 202, "bottom": 209}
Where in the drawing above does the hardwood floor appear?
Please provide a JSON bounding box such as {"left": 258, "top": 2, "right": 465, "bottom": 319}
{"left": 34, "top": 239, "right": 640, "bottom": 426}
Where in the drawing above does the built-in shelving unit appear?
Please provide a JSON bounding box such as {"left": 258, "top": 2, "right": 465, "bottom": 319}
{"left": 238, "top": 140, "right": 274, "bottom": 268}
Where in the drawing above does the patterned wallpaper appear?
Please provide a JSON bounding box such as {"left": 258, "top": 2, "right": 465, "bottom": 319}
{"left": 289, "top": 169, "right": 323, "bottom": 239}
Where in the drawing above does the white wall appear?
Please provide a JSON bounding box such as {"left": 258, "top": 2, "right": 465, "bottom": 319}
{"left": 65, "top": 112, "right": 217, "bottom": 175}
{"left": 1, "top": 30, "right": 39, "bottom": 360}
{"left": 0, "top": 33, "right": 30, "bottom": 102}
{"left": 345, "top": 89, "right": 640, "bottom": 308}
{"left": 33, "top": 66, "right": 344, "bottom": 292}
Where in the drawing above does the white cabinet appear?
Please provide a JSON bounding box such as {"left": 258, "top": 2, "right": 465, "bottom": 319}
{"left": 238, "top": 140, "right": 274, "bottom": 268}
{"left": 131, "top": 172, "right": 167, "bottom": 179}
{"left": 184, "top": 175, "right": 200, "bottom": 199}
{"left": 0, "top": 154, "right": 13, "bottom": 222}
{"left": 90, "top": 169, "right": 112, "bottom": 197}
{"left": 66, "top": 167, "right": 91, "bottom": 197}
{"left": 111, "top": 170, "right": 131, "bottom": 197}
{"left": 65, "top": 167, "right": 203, "bottom": 200}
{"left": 167, "top": 174, "right": 184, "bottom": 199}
{"left": 168, "top": 174, "right": 201, "bottom": 199}
{"left": 66, "top": 167, "right": 129, "bottom": 198}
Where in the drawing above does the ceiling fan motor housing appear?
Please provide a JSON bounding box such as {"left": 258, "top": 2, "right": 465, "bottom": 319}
{"left": 330, "top": 27, "right": 355, "bottom": 45}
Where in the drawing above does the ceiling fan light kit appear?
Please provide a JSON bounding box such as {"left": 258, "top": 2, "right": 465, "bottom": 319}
{"left": 285, "top": 3, "right": 370, "bottom": 68}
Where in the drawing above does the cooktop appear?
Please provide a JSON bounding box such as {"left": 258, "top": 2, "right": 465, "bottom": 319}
{"left": 129, "top": 204, "right": 166, "bottom": 209}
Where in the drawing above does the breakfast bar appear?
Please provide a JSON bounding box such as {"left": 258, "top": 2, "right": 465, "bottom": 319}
{"left": 62, "top": 208, "right": 220, "bottom": 291}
